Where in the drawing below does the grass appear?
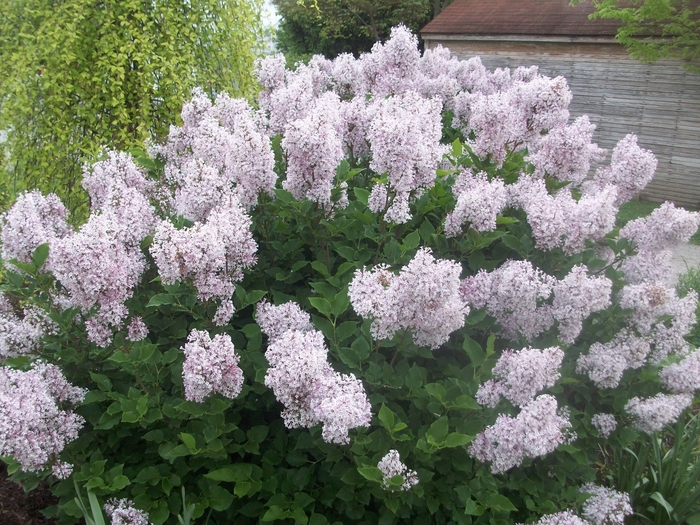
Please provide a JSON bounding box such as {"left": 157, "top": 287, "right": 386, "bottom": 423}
{"left": 616, "top": 200, "right": 700, "bottom": 245}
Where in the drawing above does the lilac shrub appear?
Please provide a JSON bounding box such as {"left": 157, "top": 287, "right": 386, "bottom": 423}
{"left": 0, "top": 24, "right": 698, "bottom": 525}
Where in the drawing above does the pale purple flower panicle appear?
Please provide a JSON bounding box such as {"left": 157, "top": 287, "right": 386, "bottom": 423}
{"left": 282, "top": 93, "right": 346, "bottom": 210}
{"left": 591, "top": 413, "right": 617, "bottom": 439}
{"left": 414, "top": 44, "right": 463, "bottom": 103}
{"left": 256, "top": 300, "right": 314, "bottom": 342}
{"left": 104, "top": 498, "right": 152, "bottom": 525}
{"left": 527, "top": 116, "right": 607, "bottom": 185}
{"left": 461, "top": 260, "right": 555, "bottom": 341}
{"left": 580, "top": 484, "right": 633, "bottom": 525}
{"left": 151, "top": 195, "right": 257, "bottom": 308}
{"left": 0, "top": 191, "right": 70, "bottom": 270}
{"left": 659, "top": 349, "right": 700, "bottom": 394}
{"left": 586, "top": 134, "right": 656, "bottom": 204}
{"left": 552, "top": 265, "right": 612, "bottom": 344}
{"left": 367, "top": 91, "right": 444, "bottom": 224}
{"left": 0, "top": 298, "right": 56, "bottom": 358}
{"left": 445, "top": 170, "right": 508, "bottom": 235}
{"left": 126, "top": 317, "right": 149, "bottom": 342}
{"left": 362, "top": 25, "right": 420, "bottom": 97}
{"left": 0, "top": 362, "right": 86, "bottom": 475}
{"left": 330, "top": 53, "right": 365, "bottom": 98}
{"left": 519, "top": 511, "right": 590, "bottom": 525}
{"left": 263, "top": 326, "right": 371, "bottom": 444}
{"left": 469, "top": 394, "right": 572, "bottom": 474}
{"left": 348, "top": 248, "right": 468, "bottom": 349}
{"left": 181, "top": 329, "right": 243, "bottom": 403}
{"left": 620, "top": 201, "right": 700, "bottom": 253}
{"left": 620, "top": 249, "right": 672, "bottom": 284}
{"left": 377, "top": 450, "right": 419, "bottom": 491}
{"left": 577, "top": 330, "right": 650, "bottom": 389}
{"left": 82, "top": 151, "right": 156, "bottom": 211}
{"left": 476, "top": 347, "right": 564, "bottom": 408}
{"left": 254, "top": 53, "right": 288, "bottom": 108}
{"left": 625, "top": 392, "right": 693, "bottom": 433}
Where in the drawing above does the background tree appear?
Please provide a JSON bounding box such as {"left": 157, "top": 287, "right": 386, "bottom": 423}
{"left": 0, "top": 0, "right": 264, "bottom": 212}
{"left": 273, "top": 0, "right": 451, "bottom": 61}
{"left": 580, "top": 0, "right": 699, "bottom": 72}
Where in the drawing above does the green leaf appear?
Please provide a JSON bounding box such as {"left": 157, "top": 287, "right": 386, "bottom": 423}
{"left": 425, "top": 383, "right": 447, "bottom": 402}
{"left": 247, "top": 425, "right": 269, "bottom": 444}
{"left": 180, "top": 432, "right": 196, "bottom": 450}
{"left": 357, "top": 467, "right": 383, "bottom": 483}
{"left": 378, "top": 404, "right": 396, "bottom": 430}
{"left": 310, "top": 261, "right": 330, "bottom": 278}
{"left": 403, "top": 230, "right": 421, "bottom": 250}
{"left": 486, "top": 493, "right": 517, "bottom": 512}
{"left": 443, "top": 432, "right": 474, "bottom": 448}
{"left": 353, "top": 187, "right": 370, "bottom": 205}
{"left": 32, "top": 243, "right": 49, "bottom": 268}
{"left": 426, "top": 416, "right": 449, "bottom": 446}
{"left": 335, "top": 321, "right": 357, "bottom": 341}
{"left": 463, "top": 336, "right": 485, "bottom": 366}
{"left": 205, "top": 464, "right": 253, "bottom": 483}
{"left": 650, "top": 492, "right": 675, "bottom": 517}
{"left": 262, "top": 505, "right": 287, "bottom": 521}
{"left": 308, "top": 297, "right": 332, "bottom": 317}
{"left": 89, "top": 372, "right": 112, "bottom": 391}
{"left": 350, "top": 336, "right": 370, "bottom": 361}
{"left": 147, "top": 294, "right": 175, "bottom": 307}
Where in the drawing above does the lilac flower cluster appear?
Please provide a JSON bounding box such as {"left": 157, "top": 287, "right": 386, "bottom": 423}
{"left": 476, "top": 346, "right": 564, "bottom": 408}
{"left": 444, "top": 170, "right": 508, "bottom": 235}
{"left": 348, "top": 248, "right": 468, "bottom": 349}
{"left": 591, "top": 413, "right": 617, "bottom": 439}
{"left": 181, "top": 329, "right": 243, "bottom": 403}
{"left": 659, "top": 349, "right": 700, "bottom": 393}
{"left": 257, "top": 301, "right": 371, "bottom": 444}
{"left": 625, "top": 392, "right": 693, "bottom": 433}
{"left": 0, "top": 297, "right": 56, "bottom": 358}
{"left": 576, "top": 330, "right": 650, "bottom": 388}
{"left": 0, "top": 190, "right": 70, "bottom": 270}
{"left": 0, "top": 362, "right": 86, "bottom": 476}
{"left": 469, "top": 395, "right": 572, "bottom": 474}
{"left": 151, "top": 195, "right": 257, "bottom": 325}
{"left": 518, "top": 511, "right": 590, "bottom": 525}
{"left": 103, "top": 498, "right": 152, "bottom": 525}
{"left": 126, "top": 317, "right": 149, "bottom": 342}
{"left": 620, "top": 201, "right": 700, "bottom": 253}
{"left": 377, "top": 449, "right": 419, "bottom": 491}
{"left": 579, "top": 484, "right": 633, "bottom": 525}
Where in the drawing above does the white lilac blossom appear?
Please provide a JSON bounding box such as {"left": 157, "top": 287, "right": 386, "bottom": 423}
{"left": 552, "top": 265, "right": 612, "bottom": 344}
{"left": 256, "top": 300, "right": 314, "bottom": 342}
{"left": 126, "top": 317, "right": 149, "bottom": 342}
{"left": 460, "top": 260, "right": 555, "bottom": 341}
{"left": 576, "top": 331, "right": 650, "bottom": 389}
{"left": 104, "top": 499, "right": 152, "bottom": 525}
{"left": 367, "top": 91, "right": 444, "bottom": 224}
{"left": 0, "top": 362, "right": 86, "bottom": 475}
{"left": 591, "top": 413, "right": 617, "bottom": 438}
{"left": 181, "top": 329, "right": 243, "bottom": 403}
{"left": 585, "top": 134, "right": 657, "bottom": 204}
{"left": 519, "top": 511, "right": 591, "bottom": 525}
{"left": 263, "top": 328, "right": 371, "bottom": 444}
{"left": 377, "top": 450, "right": 419, "bottom": 491}
{"left": 620, "top": 201, "right": 700, "bottom": 253}
{"left": 281, "top": 93, "right": 346, "bottom": 210}
{"left": 151, "top": 195, "right": 257, "bottom": 306}
{"left": 348, "top": 248, "right": 468, "bottom": 349}
{"left": 580, "top": 484, "right": 633, "bottom": 525}
{"left": 625, "top": 392, "right": 693, "bottom": 433}
{"left": 0, "top": 191, "right": 70, "bottom": 270}
{"left": 0, "top": 298, "right": 56, "bottom": 358}
{"left": 444, "top": 170, "right": 508, "bottom": 235}
{"left": 527, "top": 116, "right": 607, "bottom": 185}
{"left": 659, "top": 349, "right": 700, "bottom": 393}
{"left": 476, "top": 347, "right": 564, "bottom": 408}
{"left": 469, "top": 394, "right": 572, "bottom": 474}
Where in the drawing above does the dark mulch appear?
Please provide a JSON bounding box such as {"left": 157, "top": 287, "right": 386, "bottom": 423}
{"left": 0, "top": 463, "right": 57, "bottom": 525}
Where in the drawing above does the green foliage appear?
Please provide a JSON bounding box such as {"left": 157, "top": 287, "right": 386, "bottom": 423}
{"left": 0, "top": 0, "right": 264, "bottom": 213}
{"left": 273, "top": 0, "right": 441, "bottom": 60}
{"left": 575, "top": 0, "right": 700, "bottom": 72}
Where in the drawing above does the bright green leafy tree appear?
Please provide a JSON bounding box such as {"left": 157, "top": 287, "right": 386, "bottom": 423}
{"left": 0, "top": 0, "right": 264, "bottom": 212}
{"left": 578, "top": 0, "right": 700, "bottom": 72}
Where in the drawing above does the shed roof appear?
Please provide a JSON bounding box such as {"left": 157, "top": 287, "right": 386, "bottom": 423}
{"left": 421, "top": 0, "right": 622, "bottom": 38}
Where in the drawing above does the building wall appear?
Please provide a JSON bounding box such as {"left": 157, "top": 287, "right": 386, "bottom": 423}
{"left": 425, "top": 38, "right": 700, "bottom": 209}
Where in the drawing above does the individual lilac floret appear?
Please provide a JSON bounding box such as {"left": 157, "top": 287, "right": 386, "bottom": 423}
{"left": 620, "top": 202, "right": 700, "bottom": 253}
{"left": 104, "top": 498, "right": 152, "bottom": 525}
{"left": 181, "top": 329, "right": 243, "bottom": 403}
{"left": 518, "top": 511, "right": 590, "bottom": 525}
{"left": 585, "top": 134, "right": 657, "bottom": 204}
{"left": 527, "top": 116, "right": 607, "bottom": 185}
{"left": 476, "top": 347, "right": 564, "bottom": 408}
{"left": 659, "top": 349, "right": 700, "bottom": 394}
{"left": 377, "top": 450, "right": 419, "bottom": 491}
{"left": 348, "top": 248, "right": 469, "bottom": 349}
{"left": 625, "top": 392, "right": 693, "bottom": 433}
{"left": 367, "top": 91, "right": 444, "bottom": 224}
{"left": 576, "top": 330, "right": 650, "bottom": 389}
{"left": 591, "top": 413, "right": 617, "bottom": 439}
{"left": 263, "top": 328, "right": 371, "bottom": 444}
{"left": 469, "top": 395, "right": 572, "bottom": 474}
{"left": 151, "top": 195, "right": 257, "bottom": 307}
{"left": 580, "top": 484, "right": 633, "bottom": 525}
{"left": 256, "top": 300, "right": 314, "bottom": 342}
{"left": 126, "top": 317, "right": 149, "bottom": 342}
{"left": 552, "top": 265, "right": 612, "bottom": 344}
{"left": 444, "top": 170, "right": 508, "bottom": 235}
{"left": 0, "top": 362, "right": 86, "bottom": 475}
{"left": 0, "top": 191, "right": 70, "bottom": 270}
{"left": 0, "top": 298, "right": 56, "bottom": 358}
{"left": 461, "top": 260, "right": 555, "bottom": 341}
